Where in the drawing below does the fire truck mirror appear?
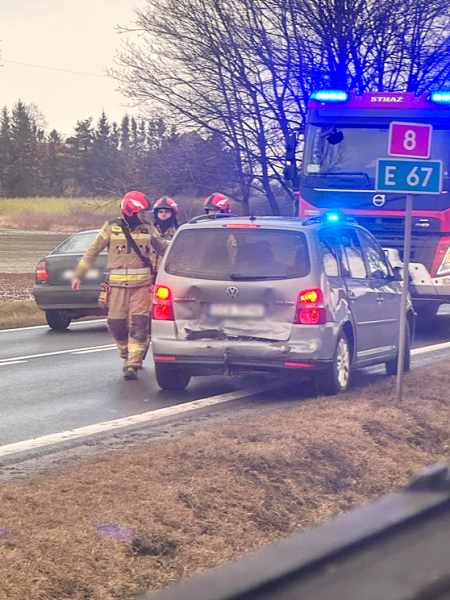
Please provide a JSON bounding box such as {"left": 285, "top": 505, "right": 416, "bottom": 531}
{"left": 327, "top": 129, "right": 344, "bottom": 145}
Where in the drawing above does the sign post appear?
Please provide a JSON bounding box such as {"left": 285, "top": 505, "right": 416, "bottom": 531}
{"left": 395, "top": 193, "right": 412, "bottom": 403}
{"left": 376, "top": 123, "right": 442, "bottom": 402}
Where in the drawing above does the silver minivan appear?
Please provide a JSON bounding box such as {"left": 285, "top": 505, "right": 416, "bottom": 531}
{"left": 151, "top": 214, "right": 414, "bottom": 394}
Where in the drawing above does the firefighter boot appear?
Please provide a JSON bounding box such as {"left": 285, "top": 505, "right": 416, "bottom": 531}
{"left": 123, "top": 367, "right": 139, "bottom": 380}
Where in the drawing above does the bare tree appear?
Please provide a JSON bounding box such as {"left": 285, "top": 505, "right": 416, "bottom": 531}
{"left": 111, "top": 0, "right": 450, "bottom": 213}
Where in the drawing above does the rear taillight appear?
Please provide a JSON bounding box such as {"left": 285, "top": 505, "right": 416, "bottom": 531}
{"left": 294, "top": 289, "right": 327, "bottom": 325}
{"left": 153, "top": 285, "right": 174, "bottom": 321}
{"left": 431, "top": 237, "right": 450, "bottom": 277}
{"left": 36, "top": 261, "right": 48, "bottom": 282}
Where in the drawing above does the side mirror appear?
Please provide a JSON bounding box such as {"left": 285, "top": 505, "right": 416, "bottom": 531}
{"left": 327, "top": 129, "right": 344, "bottom": 145}
{"left": 393, "top": 266, "right": 403, "bottom": 281}
{"left": 285, "top": 133, "right": 297, "bottom": 162}
{"left": 284, "top": 163, "right": 297, "bottom": 181}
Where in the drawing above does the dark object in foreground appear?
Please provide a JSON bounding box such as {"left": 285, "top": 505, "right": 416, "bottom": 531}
{"left": 141, "top": 463, "right": 450, "bottom": 600}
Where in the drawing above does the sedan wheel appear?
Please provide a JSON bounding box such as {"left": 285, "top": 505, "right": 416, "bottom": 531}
{"left": 45, "top": 309, "right": 72, "bottom": 331}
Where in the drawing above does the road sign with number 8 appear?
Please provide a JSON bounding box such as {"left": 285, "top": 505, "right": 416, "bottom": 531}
{"left": 388, "top": 122, "right": 432, "bottom": 159}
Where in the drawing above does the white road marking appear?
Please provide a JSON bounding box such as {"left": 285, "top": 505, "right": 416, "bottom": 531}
{"left": 0, "top": 344, "right": 116, "bottom": 364}
{"left": 0, "top": 360, "right": 28, "bottom": 367}
{"left": 71, "top": 347, "right": 116, "bottom": 355}
{"left": 0, "top": 319, "right": 107, "bottom": 334}
{"left": 1, "top": 337, "right": 450, "bottom": 456}
{"left": 412, "top": 341, "right": 450, "bottom": 355}
{"left": 0, "top": 382, "right": 282, "bottom": 458}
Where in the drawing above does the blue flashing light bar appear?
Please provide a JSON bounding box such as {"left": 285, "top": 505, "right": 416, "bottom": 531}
{"left": 304, "top": 212, "right": 355, "bottom": 226}
{"left": 310, "top": 90, "right": 349, "bottom": 102}
{"left": 430, "top": 92, "right": 450, "bottom": 104}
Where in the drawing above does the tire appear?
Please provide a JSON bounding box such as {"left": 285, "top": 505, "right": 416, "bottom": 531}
{"left": 415, "top": 304, "right": 440, "bottom": 325}
{"left": 45, "top": 309, "right": 72, "bottom": 330}
{"left": 315, "top": 332, "right": 351, "bottom": 396}
{"left": 386, "top": 322, "right": 411, "bottom": 376}
{"left": 155, "top": 363, "right": 191, "bottom": 391}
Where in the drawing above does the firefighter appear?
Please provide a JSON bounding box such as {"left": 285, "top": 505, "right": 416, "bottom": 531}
{"left": 71, "top": 191, "right": 169, "bottom": 380}
{"left": 152, "top": 196, "right": 179, "bottom": 272}
{"left": 203, "top": 192, "right": 230, "bottom": 214}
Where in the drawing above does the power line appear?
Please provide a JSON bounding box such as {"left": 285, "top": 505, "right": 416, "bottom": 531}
{"left": 1, "top": 59, "right": 107, "bottom": 78}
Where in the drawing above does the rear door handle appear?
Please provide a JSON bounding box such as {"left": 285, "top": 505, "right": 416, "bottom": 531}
{"left": 377, "top": 296, "right": 384, "bottom": 303}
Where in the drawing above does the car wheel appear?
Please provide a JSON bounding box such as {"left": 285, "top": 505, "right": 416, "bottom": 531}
{"left": 316, "top": 332, "right": 351, "bottom": 396}
{"left": 386, "top": 322, "right": 411, "bottom": 376}
{"left": 45, "top": 309, "right": 72, "bottom": 331}
{"left": 315, "top": 332, "right": 351, "bottom": 396}
{"left": 155, "top": 363, "right": 191, "bottom": 391}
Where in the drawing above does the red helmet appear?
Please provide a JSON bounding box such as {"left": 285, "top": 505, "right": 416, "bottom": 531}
{"left": 121, "top": 191, "right": 150, "bottom": 217}
{"left": 204, "top": 193, "right": 230, "bottom": 213}
{"left": 153, "top": 196, "right": 179, "bottom": 216}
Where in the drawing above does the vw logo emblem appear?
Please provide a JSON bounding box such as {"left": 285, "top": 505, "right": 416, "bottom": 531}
{"left": 226, "top": 285, "right": 239, "bottom": 299}
{"left": 373, "top": 194, "right": 386, "bottom": 207}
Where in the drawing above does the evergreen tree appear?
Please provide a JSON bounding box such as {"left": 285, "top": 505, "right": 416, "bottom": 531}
{"left": 0, "top": 107, "right": 13, "bottom": 196}
{"left": 66, "top": 118, "right": 95, "bottom": 194}
{"left": 110, "top": 122, "right": 120, "bottom": 149}
{"left": 92, "top": 111, "right": 120, "bottom": 194}
{"left": 10, "top": 100, "right": 36, "bottom": 196}
{"left": 40, "top": 129, "right": 66, "bottom": 196}
{"left": 138, "top": 119, "right": 147, "bottom": 149}
{"left": 48, "top": 129, "right": 62, "bottom": 144}
{"left": 120, "top": 115, "right": 130, "bottom": 149}
{"left": 131, "top": 116, "right": 138, "bottom": 148}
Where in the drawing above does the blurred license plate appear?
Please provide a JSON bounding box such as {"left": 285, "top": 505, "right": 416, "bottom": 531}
{"left": 63, "top": 269, "right": 99, "bottom": 280}
{"left": 209, "top": 304, "right": 264, "bottom": 318}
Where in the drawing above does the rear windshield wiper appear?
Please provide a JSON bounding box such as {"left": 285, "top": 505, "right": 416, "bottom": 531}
{"left": 229, "top": 273, "right": 286, "bottom": 281}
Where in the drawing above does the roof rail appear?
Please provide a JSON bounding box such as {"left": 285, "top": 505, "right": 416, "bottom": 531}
{"left": 188, "top": 213, "right": 238, "bottom": 224}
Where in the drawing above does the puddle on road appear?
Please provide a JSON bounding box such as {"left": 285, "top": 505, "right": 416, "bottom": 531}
{"left": 0, "top": 229, "right": 69, "bottom": 273}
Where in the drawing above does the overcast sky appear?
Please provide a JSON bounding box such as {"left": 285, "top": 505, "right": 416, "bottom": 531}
{"left": 0, "top": 0, "right": 146, "bottom": 137}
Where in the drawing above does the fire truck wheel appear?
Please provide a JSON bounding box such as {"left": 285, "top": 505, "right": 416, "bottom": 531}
{"left": 45, "top": 309, "right": 72, "bottom": 330}
{"left": 416, "top": 304, "right": 440, "bottom": 324}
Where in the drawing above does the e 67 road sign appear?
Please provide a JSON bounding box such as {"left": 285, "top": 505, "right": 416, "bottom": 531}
{"left": 376, "top": 158, "right": 442, "bottom": 195}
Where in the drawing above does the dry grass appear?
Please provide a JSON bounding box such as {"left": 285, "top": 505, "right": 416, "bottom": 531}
{"left": 0, "top": 196, "right": 228, "bottom": 233}
{"left": 0, "top": 198, "right": 117, "bottom": 233}
{"left": 1, "top": 362, "right": 450, "bottom": 599}
{"left": 0, "top": 300, "right": 46, "bottom": 329}
{"left": 0, "top": 197, "right": 116, "bottom": 216}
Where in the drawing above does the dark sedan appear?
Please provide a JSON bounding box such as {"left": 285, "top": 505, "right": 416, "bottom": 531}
{"left": 33, "top": 230, "right": 108, "bottom": 330}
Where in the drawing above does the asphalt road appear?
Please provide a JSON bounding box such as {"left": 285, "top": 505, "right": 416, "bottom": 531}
{"left": 1, "top": 310, "right": 450, "bottom": 449}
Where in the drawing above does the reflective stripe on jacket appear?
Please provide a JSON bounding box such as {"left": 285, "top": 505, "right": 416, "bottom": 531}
{"left": 75, "top": 218, "right": 169, "bottom": 288}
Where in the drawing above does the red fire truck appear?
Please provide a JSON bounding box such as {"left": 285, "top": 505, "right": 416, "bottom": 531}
{"left": 293, "top": 90, "right": 450, "bottom": 320}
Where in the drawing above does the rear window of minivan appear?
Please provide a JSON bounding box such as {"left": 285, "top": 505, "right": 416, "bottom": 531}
{"left": 165, "top": 228, "right": 310, "bottom": 280}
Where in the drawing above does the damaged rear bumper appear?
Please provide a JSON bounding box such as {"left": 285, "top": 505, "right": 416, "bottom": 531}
{"left": 151, "top": 321, "right": 339, "bottom": 375}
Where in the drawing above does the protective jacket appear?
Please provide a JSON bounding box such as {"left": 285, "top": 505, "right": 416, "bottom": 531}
{"left": 152, "top": 223, "right": 177, "bottom": 272}
{"left": 74, "top": 218, "right": 168, "bottom": 288}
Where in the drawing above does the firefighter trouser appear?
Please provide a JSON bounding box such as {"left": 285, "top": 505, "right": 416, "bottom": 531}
{"left": 107, "top": 285, "right": 152, "bottom": 368}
